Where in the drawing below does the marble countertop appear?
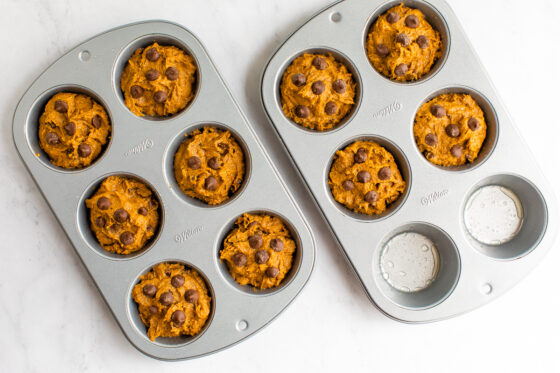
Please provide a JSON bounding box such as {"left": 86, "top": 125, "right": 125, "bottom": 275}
{"left": 1, "top": 0, "right": 559, "bottom": 371}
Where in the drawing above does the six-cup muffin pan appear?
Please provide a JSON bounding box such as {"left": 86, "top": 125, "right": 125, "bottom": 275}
{"left": 261, "top": 0, "right": 558, "bottom": 322}
{"left": 12, "top": 21, "right": 315, "bottom": 360}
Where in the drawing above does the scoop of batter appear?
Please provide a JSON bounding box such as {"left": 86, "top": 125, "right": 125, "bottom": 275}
{"left": 132, "top": 262, "right": 211, "bottom": 341}
{"left": 329, "top": 141, "right": 406, "bottom": 215}
{"left": 413, "top": 93, "right": 487, "bottom": 167}
{"left": 38, "top": 92, "right": 111, "bottom": 169}
{"left": 366, "top": 4, "right": 442, "bottom": 81}
{"left": 220, "top": 213, "right": 296, "bottom": 290}
{"left": 85, "top": 176, "right": 159, "bottom": 255}
{"left": 174, "top": 127, "right": 245, "bottom": 205}
{"left": 280, "top": 53, "right": 356, "bottom": 131}
{"left": 120, "top": 42, "right": 197, "bottom": 117}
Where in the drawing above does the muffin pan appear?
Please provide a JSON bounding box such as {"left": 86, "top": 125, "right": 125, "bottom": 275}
{"left": 12, "top": 21, "right": 315, "bottom": 359}
{"left": 261, "top": 0, "right": 557, "bottom": 322}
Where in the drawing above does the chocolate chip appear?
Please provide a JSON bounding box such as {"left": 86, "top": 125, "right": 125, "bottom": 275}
{"left": 396, "top": 33, "right": 410, "bottom": 47}
{"left": 143, "top": 284, "right": 157, "bottom": 297}
{"left": 145, "top": 69, "right": 159, "bottom": 81}
{"left": 114, "top": 208, "right": 129, "bottom": 223}
{"left": 312, "top": 56, "right": 327, "bottom": 70}
{"left": 97, "top": 197, "right": 111, "bottom": 210}
{"left": 255, "top": 250, "right": 270, "bottom": 264}
{"left": 138, "top": 207, "right": 148, "bottom": 216}
{"left": 333, "top": 79, "right": 347, "bottom": 94}
{"left": 445, "top": 124, "right": 460, "bottom": 138}
{"left": 376, "top": 44, "right": 390, "bottom": 57}
{"left": 159, "top": 291, "right": 174, "bottom": 306}
{"left": 270, "top": 238, "right": 284, "bottom": 252}
{"left": 342, "top": 180, "right": 354, "bottom": 191}
{"left": 311, "top": 81, "right": 325, "bottom": 95}
{"left": 78, "top": 144, "right": 91, "bottom": 158}
{"left": 218, "top": 143, "right": 229, "bottom": 155}
{"left": 378, "top": 167, "right": 391, "bottom": 180}
{"left": 153, "top": 90, "right": 167, "bottom": 103}
{"left": 208, "top": 157, "right": 221, "bottom": 170}
{"left": 405, "top": 14, "right": 420, "bottom": 28}
{"left": 386, "top": 12, "right": 399, "bottom": 24}
{"left": 92, "top": 115, "right": 102, "bottom": 129}
{"left": 232, "top": 252, "right": 247, "bottom": 267}
{"left": 357, "top": 171, "right": 371, "bottom": 183}
{"left": 417, "top": 35, "right": 429, "bottom": 49}
{"left": 165, "top": 67, "right": 179, "bottom": 80}
{"left": 171, "top": 310, "right": 186, "bottom": 326}
{"left": 451, "top": 144, "right": 463, "bottom": 158}
{"left": 187, "top": 156, "right": 201, "bottom": 169}
{"left": 95, "top": 217, "right": 106, "bottom": 228}
{"left": 247, "top": 221, "right": 258, "bottom": 229}
{"left": 54, "top": 100, "right": 68, "bottom": 113}
{"left": 109, "top": 224, "right": 121, "bottom": 233}
{"left": 171, "top": 275, "right": 185, "bottom": 288}
{"left": 425, "top": 133, "right": 437, "bottom": 146}
{"left": 325, "top": 101, "right": 338, "bottom": 115}
{"left": 64, "top": 122, "right": 76, "bottom": 136}
{"left": 265, "top": 267, "right": 280, "bottom": 278}
{"left": 292, "top": 73, "right": 306, "bottom": 87}
{"left": 354, "top": 148, "right": 367, "bottom": 164}
{"left": 148, "top": 305, "right": 158, "bottom": 315}
{"left": 365, "top": 190, "right": 378, "bottom": 204}
{"left": 184, "top": 289, "right": 199, "bottom": 303}
{"left": 295, "top": 105, "right": 310, "bottom": 119}
{"left": 249, "top": 235, "right": 263, "bottom": 249}
{"left": 431, "top": 105, "right": 446, "bottom": 118}
{"left": 395, "top": 63, "right": 408, "bottom": 77}
{"left": 204, "top": 176, "right": 218, "bottom": 191}
{"left": 130, "top": 85, "right": 144, "bottom": 98}
{"left": 120, "top": 231, "right": 134, "bottom": 246}
{"left": 468, "top": 117, "right": 480, "bottom": 131}
{"left": 426, "top": 151, "right": 434, "bottom": 160}
{"left": 45, "top": 132, "right": 59, "bottom": 145}
{"left": 146, "top": 47, "right": 160, "bottom": 62}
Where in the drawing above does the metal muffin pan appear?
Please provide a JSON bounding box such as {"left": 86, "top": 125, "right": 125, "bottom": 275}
{"left": 261, "top": 0, "right": 557, "bottom": 322}
{"left": 12, "top": 21, "right": 315, "bottom": 360}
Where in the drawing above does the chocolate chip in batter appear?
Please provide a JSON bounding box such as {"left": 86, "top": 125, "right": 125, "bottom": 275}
{"left": 255, "top": 250, "right": 270, "bottom": 264}
{"left": 386, "top": 12, "right": 399, "bottom": 24}
{"left": 395, "top": 63, "right": 408, "bottom": 76}
{"left": 154, "top": 90, "right": 167, "bottom": 103}
{"left": 130, "top": 85, "right": 144, "bottom": 98}
{"left": 405, "top": 14, "right": 420, "bottom": 28}
{"left": 145, "top": 69, "right": 160, "bottom": 81}
{"left": 171, "top": 310, "right": 186, "bottom": 326}
{"left": 54, "top": 100, "right": 68, "bottom": 113}
{"left": 325, "top": 101, "right": 338, "bottom": 115}
{"left": 204, "top": 176, "right": 218, "bottom": 191}
{"left": 357, "top": 171, "right": 371, "bottom": 183}
{"left": 354, "top": 148, "right": 367, "bottom": 164}
{"left": 232, "top": 252, "right": 248, "bottom": 267}
{"left": 114, "top": 208, "right": 129, "bottom": 223}
{"left": 468, "top": 117, "right": 480, "bottom": 131}
{"left": 146, "top": 47, "right": 160, "bottom": 62}
{"left": 450, "top": 144, "right": 463, "bottom": 158}
{"left": 64, "top": 122, "right": 76, "bottom": 136}
{"left": 295, "top": 105, "right": 310, "bottom": 118}
{"left": 218, "top": 143, "right": 229, "bottom": 155}
{"left": 270, "top": 238, "right": 284, "bottom": 252}
{"left": 445, "top": 124, "right": 460, "bottom": 138}
{"left": 165, "top": 67, "right": 179, "bottom": 81}
{"left": 208, "top": 157, "right": 221, "bottom": 170}
{"left": 333, "top": 79, "right": 347, "bottom": 94}
{"left": 78, "top": 144, "right": 91, "bottom": 158}
{"left": 312, "top": 56, "right": 327, "bottom": 70}
{"left": 396, "top": 33, "right": 410, "bottom": 47}
{"left": 184, "top": 289, "right": 199, "bottom": 304}
{"left": 95, "top": 216, "right": 106, "bottom": 228}
{"left": 378, "top": 167, "right": 391, "bottom": 180}
{"left": 376, "top": 44, "right": 390, "bottom": 57}
{"left": 265, "top": 267, "right": 280, "bottom": 278}
{"left": 120, "top": 231, "right": 134, "bottom": 246}
{"left": 342, "top": 180, "right": 355, "bottom": 191}
{"left": 311, "top": 81, "right": 325, "bottom": 95}
{"left": 97, "top": 197, "right": 111, "bottom": 210}
{"left": 171, "top": 275, "right": 185, "bottom": 288}
{"left": 430, "top": 105, "right": 446, "bottom": 118}
{"left": 365, "top": 190, "right": 378, "bottom": 204}
{"left": 187, "top": 156, "right": 201, "bottom": 169}
{"left": 417, "top": 35, "right": 430, "bottom": 49}
{"left": 425, "top": 133, "right": 438, "bottom": 146}
{"left": 143, "top": 284, "right": 157, "bottom": 297}
{"left": 249, "top": 235, "right": 263, "bottom": 250}
{"left": 92, "top": 115, "right": 102, "bottom": 129}
{"left": 159, "top": 291, "right": 174, "bottom": 306}
{"left": 138, "top": 207, "right": 148, "bottom": 216}
{"left": 148, "top": 305, "right": 159, "bottom": 315}
{"left": 291, "top": 73, "right": 306, "bottom": 87}
{"left": 46, "top": 132, "right": 60, "bottom": 145}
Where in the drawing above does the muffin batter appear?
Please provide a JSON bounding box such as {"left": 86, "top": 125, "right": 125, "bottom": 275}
{"left": 366, "top": 4, "right": 442, "bottom": 82}
{"left": 220, "top": 213, "right": 296, "bottom": 290}
{"left": 329, "top": 141, "right": 406, "bottom": 215}
{"left": 132, "top": 262, "right": 211, "bottom": 341}
{"left": 120, "top": 42, "right": 197, "bottom": 117}
{"left": 38, "top": 92, "right": 111, "bottom": 169}
{"left": 85, "top": 176, "right": 159, "bottom": 255}
{"left": 280, "top": 53, "right": 356, "bottom": 131}
{"left": 174, "top": 127, "right": 245, "bottom": 205}
{"left": 414, "top": 93, "right": 487, "bottom": 167}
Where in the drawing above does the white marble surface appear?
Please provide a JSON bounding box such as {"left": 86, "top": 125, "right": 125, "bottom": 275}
{"left": 1, "top": 0, "right": 559, "bottom": 371}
